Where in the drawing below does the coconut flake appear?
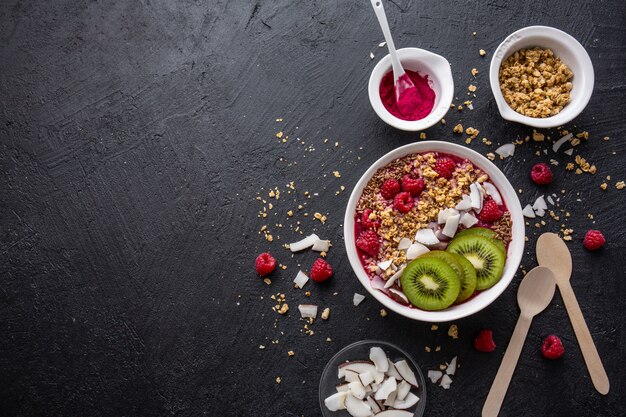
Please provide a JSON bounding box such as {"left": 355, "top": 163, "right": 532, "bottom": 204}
{"left": 378, "top": 260, "right": 393, "bottom": 271}
{"left": 439, "top": 374, "right": 453, "bottom": 389}
{"left": 394, "top": 360, "right": 418, "bottom": 387}
{"left": 483, "top": 182, "right": 503, "bottom": 206}
{"left": 293, "top": 270, "right": 309, "bottom": 289}
{"left": 553, "top": 133, "right": 573, "bottom": 152}
{"left": 415, "top": 228, "right": 440, "bottom": 246}
{"left": 459, "top": 212, "right": 479, "bottom": 228}
{"left": 353, "top": 293, "right": 366, "bottom": 306}
{"left": 469, "top": 183, "right": 483, "bottom": 212}
{"left": 388, "top": 288, "right": 409, "bottom": 304}
{"left": 442, "top": 214, "right": 460, "bottom": 238}
{"left": 345, "top": 393, "right": 372, "bottom": 417}
{"left": 383, "top": 390, "right": 397, "bottom": 407}
{"left": 378, "top": 41, "right": 386, "bottom": 47}
{"left": 446, "top": 356, "right": 458, "bottom": 376}
{"left": 395, "top": 380, "right": 411, "bottom": 401}
{"left": 358, "top": 371, "right": 375, "bottom": 387}
{"left": 289, "top": 234, "right": 320, "bottom": 252}
{"left": 348, "top": 380, "right": 367, "bottom": 400}
{"left": 366, "top": 396, "right": 381, "bottom": 414}
{"left": 369, "top": 347, "right": 389, "bottom": 373}
{"left": 369, "top": 52, "right": 375, "bottom": 60}
{"left": 384, "top": 265, "right": 406, "bottom": 288}
{"left": 298, "top": 304, "right": 317, "bottom": 318}
{"left": 374, "top": 377, "right": 397, "bottom": 401}
{"left": 533, "top": 195, "right": 547, "bottom": 211}
{"left": 427, "top": 370, "right": 443, "bottom": 383}
{"left": 522, "top": 204, "right": 536, "bottom": 218}
{"left": 312, "top": 238, "right": 331, "bottom": 252}
{"left": 397, "top": 237, "right": 412, "bottom": 250}
{"left": 564, "top": 148, "right": 574, "bottom": 156}
{"left": 324, "top": 391, "right": 348, "bottom": 411}
{"left": 546, "top": 195, "right": 554, "bottom": 205}
{"left": 406, "top": 242, "right": 430, "bottom": 260}
{"left": 495, "top": 143, "right": 515, "bottom": 158}
{"left": 455, "top": 195, "right": 472, "bottom": 211}
{"left": 438, "top": 208, "right": 459, "bottom": 224}
{"left": 393, "top": 392, "right": 419, "bottom": 409}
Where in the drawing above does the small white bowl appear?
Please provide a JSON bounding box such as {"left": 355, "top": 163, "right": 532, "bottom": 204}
{"left": 368, "top": 48, "right": 454, "bottom": 131}
{"left": 489, "top": 26, "right": 594, "bottom": 129}
{"left": 344, "top": 141, "right": 525, "bottom": 322}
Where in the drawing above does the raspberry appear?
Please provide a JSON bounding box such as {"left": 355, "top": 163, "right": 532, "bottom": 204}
{"left": 255, "top": 252, "right": 276, "bottom": 276}
{"left": 380, "top": 179, "right": 401, "bottom": 200}
{"left": 393, "top": 192, "right": 414, "bottom": 213}
{"left": 434, "top": 157, "right": 456, "bottom": 179}
{"left": 401, "top": 174, "right": 425, "bottom": 196}
{"left": 478, "top": 200, "right": 503, "bottom": 223}
{"left": 310, "top": 258, "right": 333, "bottom": 282}
{"left": 361, "top": 209, "right": 380, "bottom": 229}
{"left": 356, "top": 230, "right": 380, "bottom": 256}
{"left": 474, "top": 329, "right": 496, "bottom": 352}
{"left": 541, "top": 334, "right": 565, "bottom": 359}
{"left": 530, "top": 163, "right": 553, "bottom": 185}
{"left": 583, "top": 230, "right": 605, "bottom": 251}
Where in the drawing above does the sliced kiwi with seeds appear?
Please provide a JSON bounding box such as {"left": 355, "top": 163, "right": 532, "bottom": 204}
{"left": 454, "top": 227, "right": 506, "bottom": 254}
{"left": 421, "top": 250, "right": 472, "bottom": 303}
{"left": 449, "top": 252, "right": 477, "bottom": 302}
{"left": 447, "top": 235, "right": 505, "bottom": 290}
{"left": 400, "top": 257, "right": 461, "bottom": 311}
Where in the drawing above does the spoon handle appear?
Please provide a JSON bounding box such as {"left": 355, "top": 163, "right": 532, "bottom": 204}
{"left": 482, "top": 315, "right": 532, "bottom": 417}
{"left": 369, "top": 0, "right": 405, "bottom": 80}
{"left": 559, "top": 282, "right": 610, "bottom": 394}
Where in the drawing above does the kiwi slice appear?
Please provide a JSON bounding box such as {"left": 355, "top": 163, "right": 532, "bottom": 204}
{"left": 400, "top": 257, "right": 461, "bottom": 311}
{"left": 447, "top": 235, "right": 505, "bottom": 290}
{"left": 454, "top": 227, "right": 506, "bottom": 254}
{"left": 449, "top": 252, "right": 477, "bottom": 302}
{"left": 421, "top": 250, "right": 472, "bottom": 304}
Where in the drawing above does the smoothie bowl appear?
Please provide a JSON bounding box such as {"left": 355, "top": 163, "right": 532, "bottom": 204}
{"left": 344, "top": 142, "right": 524, "bottom": 322}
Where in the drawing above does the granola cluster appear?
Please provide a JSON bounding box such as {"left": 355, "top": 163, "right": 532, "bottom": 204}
{"left": 499, "top": 48, "right": 573, "bottom": 118}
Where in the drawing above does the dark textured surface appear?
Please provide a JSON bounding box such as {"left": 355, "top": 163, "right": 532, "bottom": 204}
{"left": 1, "top": 1, "right": 625, "bottom": 416}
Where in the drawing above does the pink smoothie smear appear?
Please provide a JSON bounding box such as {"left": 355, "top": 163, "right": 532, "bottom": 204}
{"left": 380, "top": 70, "right": 436, "bottom": 121}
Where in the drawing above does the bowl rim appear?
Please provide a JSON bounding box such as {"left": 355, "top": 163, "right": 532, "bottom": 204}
{"left": 318, "top": 339, "right": 427, "bottom": 417}
{"left": 368, "top": 47, "right": 454, "bottom": 132}
{"left": 489, "top": 25, "right": 594, "bottom": 129}
{"left": 343, "top": 141, "right": 525, "bottom": 322}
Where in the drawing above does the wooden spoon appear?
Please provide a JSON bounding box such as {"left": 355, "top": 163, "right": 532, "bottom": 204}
{"left": 482, "top": 266, "right": 556, "bottom": 417}
{"left": 536, "top": 232, "right": 610, "bottom": 395}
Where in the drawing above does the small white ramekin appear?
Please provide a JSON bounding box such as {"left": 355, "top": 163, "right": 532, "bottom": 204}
{"left": 368, "top": 48, "right": 454, "bottom": 131}
{"left": 489, "top": 25, "right": 594, "bottom": 129}
{"left": 344, "top": 141, "right": 525, "bottom": 322}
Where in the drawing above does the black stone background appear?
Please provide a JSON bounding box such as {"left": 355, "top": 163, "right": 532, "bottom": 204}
{"left": 1, "top": 1, "right": 625, "bottom": 416}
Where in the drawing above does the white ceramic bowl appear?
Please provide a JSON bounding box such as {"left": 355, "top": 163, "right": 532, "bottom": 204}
{"left": 489, "top": 26, "right": 594, "bottom": 128}
{"left": 344, "top": 141, "right": 525, "bottom": 322}
{"left": 368, "top": 48, "right": 454, "bottom": 131}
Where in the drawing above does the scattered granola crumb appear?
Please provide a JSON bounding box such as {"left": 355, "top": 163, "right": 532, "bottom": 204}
{"left": 321, "top": 307, "right": 330, "bottom": 320}
{"left": 600, "top": 183, "right": 608, "bottom": 190}
{"left": 471, "top": 68, "right": 479, "bottom": 76}
{"left": 448, "top": 324, "right": 459, "bottom": 339}
{"left": 453, "top": 123, "right": 464, "bottom": 134}
{"left": 425, "top": 346, "right": 431, "bottom": 352}
{"left": 333, "top": 171, "right": 341, "bottom": 178}
{"left": 431, "top": 325, "right": 439, "bottom": 331}
{"left": 263, "top": 278, "right": 272, "bottom": 285}
{"left": 532, "top": 130, "right": 545, "bottom": 142}
{"left": 419, "top": 132, "right": 427, "bottom": 140}
{"left": 380, "top": 309, "right": 388, "bottom": 318}
{"left": 617, "top": 181, "right": 625, "bottom": 190}
{"left": 259, "top": 345, "right": 265, "bottom": 349}
{"left": 435, "top": 346, "right": 441, "bottom": 352}
{"left": 288, "top": 350, "right": 295, "bottom": 357}
{"left": 479, "top": 49, "right": 487, "bottom": 56}
{"left": 275, "top": 376, "right": 281, "bottom": 384}
{"left": 276, "top": 131, "right": 283, "bottom": 138}
{"left": 468, "top": 84, "right": 477, "bottom": 92}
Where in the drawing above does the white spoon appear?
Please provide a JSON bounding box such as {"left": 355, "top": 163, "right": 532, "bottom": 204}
{"left": 369, "top": 0, "right": 420, "bottom": 116}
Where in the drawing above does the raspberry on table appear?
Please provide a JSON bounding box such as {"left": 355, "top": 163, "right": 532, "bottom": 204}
{"left": 310, "top": 258, "right": 333, "bottom": 282}
{"left": 541, "top": 334, "right": 565, "bottom": 359}
{"left": 380, "top": 179, "right": 401, "bottom": 200}
{"left": 583, "top": 230, "right": 605, "bottom": 251}
{"left": 478, "top": 199, "right": 503, "bottom": 223}
{"left": 393, "top": 191, "right": 414, "bottom": 213}
{"left": 255, "top": 252, "right": 276, "bottom": 276}
{"left": 356, "top": 230, "right": 380, "bottom": 257}
{"left": 474, "top": 329, "right": 496, "bottom": 352}
{"left": 401, "top": 174, "right": 425, "bottom": 196}
{"left": 434, "top": 157, "right": 456, "bottom": 179}
{"left": 361, "top": 209, "right": 380, "bottom": 229}
{"left": 530, "top": 163, "right": 553, "bottom": 185}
